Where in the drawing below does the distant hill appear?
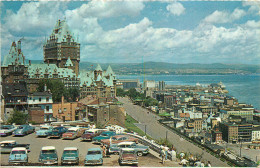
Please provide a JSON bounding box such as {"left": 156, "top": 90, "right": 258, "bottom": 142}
{"left": 79, "top": 62, "right": 260, "bottom": 75}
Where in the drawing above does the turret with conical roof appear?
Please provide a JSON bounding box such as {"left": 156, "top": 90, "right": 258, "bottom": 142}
{"left": 44, "top": 19, "right": 80, "bottom": 76}
{"left": 94, "top": 64, "right": 103, "bottom": 80}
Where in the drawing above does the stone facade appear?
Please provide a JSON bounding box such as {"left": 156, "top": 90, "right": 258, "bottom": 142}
{"left": 1, "top": 41, "right": 28, "bottom": 84}
{"left": 80, "top": 64, "right": 117, "bottom": 99}
{"left": 44, "top": 19, "right": 80, "bottom": 76}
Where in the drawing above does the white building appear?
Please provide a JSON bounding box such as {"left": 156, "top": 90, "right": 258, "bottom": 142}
{"left": 252, "top": 126, "right": 260, "bottom": 141}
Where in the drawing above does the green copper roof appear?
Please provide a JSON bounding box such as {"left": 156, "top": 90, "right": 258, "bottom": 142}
{"left": 48, "top": 19, "right": 77, "bottom": 43}
{"left": 95, "top": 64, "right": 102, "bottom": 71}
{"left": 28, "top": 63, "right": 77, "bottom": 79}
{"left": 65, "top": 57, "right": 73, "bottom": 67}
{"left": 2, "top": 42, "right": 26, "bottom": 67}
{"left": 80, "top": 64, "right": 116, "bottom": 87}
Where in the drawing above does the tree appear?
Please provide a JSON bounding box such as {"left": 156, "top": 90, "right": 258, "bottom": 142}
{"left": 37, "top": 79, "right": 66, "bottom": 102}
{"left": 116, "top": 88, "right": 126, "bottom": 97}
{"left": 65, "top": 87, "right": 80, "bottom": 102}
{"left": 7, "top": 109, "right": 28, "bottom": 125}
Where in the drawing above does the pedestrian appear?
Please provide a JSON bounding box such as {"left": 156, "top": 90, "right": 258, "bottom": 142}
{"left": 188, "top": 154, "right": 195, "bottom": 166}
{"left": 102, "top": 145, "right": 107, "bottom": 158}
{"left": 180, "top": 158, "right": 189, "bottom": 167}
{"left": 160, "top": 147, "right": 166, "bottom": 164}
{"left": 207, "top": 161, "right": 211, "bottom": 167}
{"left": 180, "top": 151, "right": 185, "bottom": 159}
{"left": 164, "top": 145, "right": 169, "bottom": 160}
{"left": 170, "top": 147, "right": 176, "bottom": 161}
{"left": 201, "top": 161, "right": 205, "bottom": 167}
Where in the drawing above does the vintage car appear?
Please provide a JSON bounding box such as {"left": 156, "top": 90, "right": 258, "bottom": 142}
{"left": 36, "top": 126, "right": 53, "bottom": 137}
{"left": 84, "top": 148, "right": 103, "bottom": 165}
{"left": 109, "top": 142, "right": 149, "bottom": 156}
{"left": 39, "top": 146, "right": 58, "bottom": 165}
{"left": 62, "top": 127, "right": 84, "bottom": 140}
{"left": 61, "top": 147, "right": 79, "bottom": 165}
{"left": 92, "top": 131, "right": 116, "bottom": 144}
{"left": 13, "top": 125, "right": 35, "bottom": 136}
{"left": 118, "top": 148, "right": 138, "bottom": 166}
{"left": 8, "top": 147, "right": 28, "bottom": 164}
{"left": 101, "top": 135, "right": 139, "bottom": 147}
{"left": 0, "top": 140, "right": 30, "bottom": 154}
{"left": 81, "top": 129, "right": 104, "bottom": 141}
{"left": 49, "top": 126, "right": 68, "bottom": 138}
{"left": 0, "top": 125, "right": 17, "bottom": 136}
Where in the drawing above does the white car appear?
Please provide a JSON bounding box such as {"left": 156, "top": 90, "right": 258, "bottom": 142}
{"left": 0, "top": 125, "right": 17, "bottom": 136}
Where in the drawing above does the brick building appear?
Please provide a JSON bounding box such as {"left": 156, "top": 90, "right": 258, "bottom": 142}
{"left": 28, "top": 107, "right": 44, "bottom": 123}
{"left": 52, "top": 96, "right": 78, "bottom": 121}
{"left": 212, "top": 128, "right": 223, "bottom": 143}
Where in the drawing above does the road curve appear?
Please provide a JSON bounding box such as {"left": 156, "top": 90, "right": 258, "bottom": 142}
{"left": 119, "top": 97, "right": 229, "bottom": 167}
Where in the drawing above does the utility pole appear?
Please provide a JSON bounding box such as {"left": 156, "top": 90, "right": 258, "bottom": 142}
{"left": 145, "top": 125, "right": 147, "bottom": 136}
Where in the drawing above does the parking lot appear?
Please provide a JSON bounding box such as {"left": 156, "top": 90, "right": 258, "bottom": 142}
{"left": 0, "top": 132, "right": 179, "bottom": 167}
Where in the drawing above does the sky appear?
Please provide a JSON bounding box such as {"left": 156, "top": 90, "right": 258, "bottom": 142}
{"left": 1, "top": 1, "right": 260, "bottom": 64}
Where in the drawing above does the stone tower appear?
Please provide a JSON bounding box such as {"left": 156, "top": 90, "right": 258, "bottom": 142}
{"left": 43, "top": 19, "right": 80, "bottom": 76}
{"left": 1, "top": 41, "right": 28, "bottom": 83}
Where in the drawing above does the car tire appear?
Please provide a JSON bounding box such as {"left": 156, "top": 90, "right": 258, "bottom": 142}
{"left": 137, "top": 152, "right": 143, "bottom": 156}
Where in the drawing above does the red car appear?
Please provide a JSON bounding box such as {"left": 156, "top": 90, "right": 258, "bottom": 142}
{"left": 81, "top": 129, "right": 104, "bottom": 141}
{"left": 62, "top": 127, "right": 85, "bottom": 140}
{"left": 101, "top": 135, "right": 138, "bottom": 147}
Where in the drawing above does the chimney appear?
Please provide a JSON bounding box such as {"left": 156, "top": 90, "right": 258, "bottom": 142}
{"left": 29, "top": 60, "right": 31, "bottom": 66}
{"left": 44, "top": 84, "right": 47, "bottom": 92}
{"left": 18, "top": 40, "right": 21, "bottom": 53}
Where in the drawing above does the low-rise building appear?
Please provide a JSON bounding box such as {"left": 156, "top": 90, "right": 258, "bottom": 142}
{"left": 212, "top": 128, "right": 223, "bottom": 143}
{"left": 252, "top": 126, "right": 260, "bottom": 142}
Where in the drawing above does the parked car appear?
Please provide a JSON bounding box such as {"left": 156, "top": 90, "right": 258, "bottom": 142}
{"left": 101, "top": 135, "right": 139, "bottom": 147}
{"left": 8, "top": 147, "right": 28, "bottom": 164}
{"left": 0, "top": 125, "right": 17, "bottom": 136}
{"left": 36, "top": 126, "right": 53, "bottom": 137}
{"left": 0, "top": 140, "right": 30, "bottom": 154}
{"left": 13, "top": 125, "right": 34, "bottom": 136}
{"left": 61, "top": 147, "right": 79, "bottom": 165}
{"left": 38, "top": 146, "right": 58, "bottom": 165}
{"left": 84, "top": 148, "right": 103, "bottom": 165}
{"left": 62, "top": 127, "right": 84, "bottom": 140}
{"left": 49, "top": 127, "right": 68, "bottom": 138}
{"left": 109, "top": 142, "right": 149, "bottom": 156}
{"left": 92, "top": 131, "right": 116, "bottom": 144}
{"left": 81, "top": 129, "right": 104, "bottom": 141}
{"left": 118, "top": 148, "right": 138, "bottom": 166}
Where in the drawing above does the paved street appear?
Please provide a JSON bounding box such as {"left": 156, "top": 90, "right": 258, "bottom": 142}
{"left": 119, "top": 97, "right": 229, "bottom": 167}
{"left": 0, "top": 132, "right": 178, "bottom": 167}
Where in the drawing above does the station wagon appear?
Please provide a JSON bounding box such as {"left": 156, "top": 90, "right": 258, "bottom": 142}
{"left": 9, "top": 147, "right": 28, "bottom": 164}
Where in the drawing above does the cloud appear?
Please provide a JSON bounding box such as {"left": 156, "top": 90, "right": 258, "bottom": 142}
{"left": 166, "top": 2, "right": 185, "bottom": 16}
{"left": 65, "top": 1, "right": 144, "bottom": 19}
{"left": 204, "top": 8, "right": 246, "bottom": 24}
{"left": 242, "top": 1, "right": 260, "bottom": 14}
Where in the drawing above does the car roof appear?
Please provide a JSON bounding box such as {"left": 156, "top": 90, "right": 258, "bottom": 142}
{"left": 121, "top": 148, "right": 135, "bottom": 151}
{"left": 41, "top": 126, "right": 52, "bottom": 129}
{"left": 64, "top": 147, "right": 78, "bottom": 151}
{"left": 68, "top": 127, "right": 79, "bottom": 131}
{"left": 1, "top": 140, "right": 16, "bottom": 143}
{"left": 12, "top": 147, "right": 27, "bottom": 151}
{"left": 42, "top": 146, "right": 56, "bottom": 150}
{"left": 113, "top": 135, "right": 127, "bottom": 138}
{"left": 118, "top": 141, "right": 135, "bottom": 145}
{"left": 88, "top": 148, "right": 102, "bottom": 151}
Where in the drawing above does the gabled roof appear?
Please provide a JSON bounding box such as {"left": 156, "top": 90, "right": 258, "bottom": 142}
{"left": 105, "top": 65, "right": 115, "bottom": 76}
{"left": 96, "top": 74, "right": 102, "bottom": 81}
{"left": 2, "top": 41, "right": 26, "bottom": 67}
{"left": 65, "top": 57, "right": 73, "bottom": 67}
{"left": 95, "top": 64, "right": 102, "bottom": 71}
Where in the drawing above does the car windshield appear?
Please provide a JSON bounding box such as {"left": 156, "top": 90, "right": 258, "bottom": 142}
{"left": 100, "top": 133, "right": 109, "bottom": 136}
{"left": 63, "top": 150, "right": 77, "bottom": 154}
{"left": 42, "top": 150, "right": 56, "bottom": 154}
{"left": 122, "top": 151, "right": 135, "bottom": 154}
{"left": 18, "top": 126, "right": 25, "bottom": 129}
{"left": 11, "top": 150, "right": 26, "bottom": 154}
{"left": 88, "top": 151, "right": 101, "bottom": 155}
{"left": 40, "top": 127, "right": 49, "bottom": 130}
{"left": 112, "top": 137, "right": 118, "bottom": 140}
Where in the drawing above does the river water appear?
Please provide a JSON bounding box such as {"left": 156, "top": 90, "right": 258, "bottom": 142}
{"left": 118, "top": 74, "right": 260, "bottom": 110}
